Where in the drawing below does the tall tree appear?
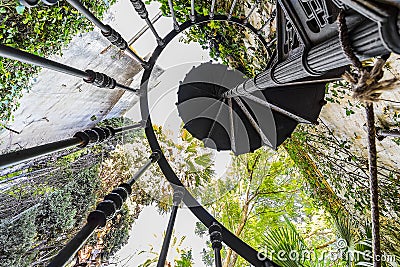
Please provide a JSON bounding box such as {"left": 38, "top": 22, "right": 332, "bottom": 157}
{"left": 196, "top": 147, "right": 334, "bottom": 267}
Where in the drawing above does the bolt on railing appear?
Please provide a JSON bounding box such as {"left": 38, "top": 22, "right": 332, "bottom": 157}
{"left": 156, "top": 187, "right": 184, "bottom": 267}
{"left": 0, "top": 44, "right": 137, "bottom": 92}
{"left": 0, "top": 122, "right": 144, "bottom": 169}
{"left": 47, "top": 151, "right": 160, "bottom": 267}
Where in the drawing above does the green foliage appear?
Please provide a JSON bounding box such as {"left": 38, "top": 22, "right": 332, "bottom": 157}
{"left": 262, "top": 219, "right": 310, "bottom": 267}
{"left": 0, "top": 209, "right": 38, "bottom": 267}
{"left": 0, "top": 0, "right": 115, "bottom": 126}
{"left": 35, "top": 190, "right": 76, "bottom": 238}
{"left": 175, "top": 249, "right": 194, "bottom": 267}
{"left": 284, "top": 124, "right": 400, "bottom": 260}
{"left": 197, "top": 147, "right": 332, "bottom": 266}
{"left": 101, "top": 204, "right": 137, "bottom": 260}
{"left": 0, "top": 160, "right": 101, "bottom": 266}
{"left": 182, "top": 21, "right": 269, "bottom": 76}
{"left": 65, "top": 164, "right": 101, "bottom": 223}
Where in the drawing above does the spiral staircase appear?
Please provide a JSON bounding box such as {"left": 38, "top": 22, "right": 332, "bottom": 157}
{"left": 1, "top": 0, "right": 400, "bottom": 266}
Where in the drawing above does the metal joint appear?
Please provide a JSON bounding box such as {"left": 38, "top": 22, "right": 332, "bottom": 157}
{"left": 96, "top": 200, "right": 117, "bottom": 220}
{"left": 172, "top": 187, "right": 184, "bottom": 206}
{"left": 102, "top": 25, "right": 128, "bottom": 50}
{"left": 150, "top": 150, "right": 161, "bottom": 162}
{"left": 209, "top": 222, "right": 223, "bottom": 249}
{"left": 74, "top": 131, "right": 90, "bottom": 148}
{"left": 84, "top": 69, "right": 117, "bottom": 89}
{"left": 130, "top": 0, "right": 149, "bottom": 19}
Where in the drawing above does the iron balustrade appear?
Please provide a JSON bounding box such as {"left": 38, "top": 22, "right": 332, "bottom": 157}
{"left": 0, "top": 123, "right": 143, "bottom": 169}
{"left": 47, "top": 151, "right": 161, "bottom": 267}
{"left": 156, "top": 187, "right": 184, "bottom": 267}
{"left": 129, "top": 0, "right": 165, "bottom": 46}
{"left": 209, "top": 223, "right": 223, "bottom": 267}
{"left": 0, "top": 44, "right": 137, "bottom": 92}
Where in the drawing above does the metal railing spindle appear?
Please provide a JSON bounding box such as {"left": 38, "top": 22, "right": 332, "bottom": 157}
{"left": 233, "top": 97, "right": 271, "bottom": 146}
{"left": 0, "top": 123, "right": 143, "bottom": 169}
{"left": 190, "top": 0, "right": 196, "bottom": 22}
{"left": 156, "top": 188, "right": 184, "bottom": 267}
{"left": 257, "top": 9, "right": 276, "bottom": 34}
{"left": 168, "top": 0, "right": 180, "bottom": 31}
{"left": 228, "top": 0, "right": 237, "bottom": 20}
{"left": 209, "top": 0, "right": 216, "bottom": 18}
{"left": 0, "top": 44, "right": 137, "bottom": 92}
{"left": 209, "top": 223, "right": 223, "bottom": 267}
{"left": 243, "top": 0, "right": 259, "bottom": 24}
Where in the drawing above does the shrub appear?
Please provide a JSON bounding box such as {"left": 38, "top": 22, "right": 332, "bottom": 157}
{"left": 35, "top": 189, "right": 77, "bottom": 238}
{"left": 0, "top": 208, "right": 38, "bottom": 267}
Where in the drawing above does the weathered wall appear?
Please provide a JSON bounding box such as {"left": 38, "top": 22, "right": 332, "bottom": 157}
{"left": 319, "top": 55, "right": 400, "bottom": 171}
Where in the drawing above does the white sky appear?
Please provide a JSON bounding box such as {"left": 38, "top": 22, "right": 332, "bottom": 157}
{"left": 108, "top": 1, "right": 232, "bottom": 266}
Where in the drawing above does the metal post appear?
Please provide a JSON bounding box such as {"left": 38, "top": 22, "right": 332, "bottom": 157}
{"left": 365, "top": 104, "right": 381, "bottom": 267}
{"left": 65, "top": 0, "right": 148, "bottom": 67}
{"left": 210, "top": 0, "right": 216, "bottom": 18}
{"left": 47, "top": 152, "right": 160, "bottom": 267}
{"left": 156, "top": 187, "right": 184, "bottom": 267}
{"left": 0, "top": 123, "right": 142, "bottom": 169}
{"left": 190, "top": 0, "right": 196, "bottom": 22}
{"left": 129, "top": 0, "right": 164, "bottom": 46}
{"left": 209, "top": 222, "right": 223, "bottom": 267}
{"left": 114, "top": 121, "right": 144, "bottom": 133}
{"left": 167, "top": 0, "right": 180, "bottom": 31}
{"left": 0, "top": 44, "right": 88, "bottom": 79}
{"left": 227, "top": 0, "right": 237, "bottom": 20}
{"left": 228, "top": 98, "right": 236, "bottom": 152}
{"left": 0, "top": 44, "right": 137, "bottom": 92}
{"left": 47, "top": 220, "right": 99, "bottom": 267}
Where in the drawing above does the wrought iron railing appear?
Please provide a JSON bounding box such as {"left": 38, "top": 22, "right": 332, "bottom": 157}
{"left": 1, "top": 0, "right": 400, "bottom": 266}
